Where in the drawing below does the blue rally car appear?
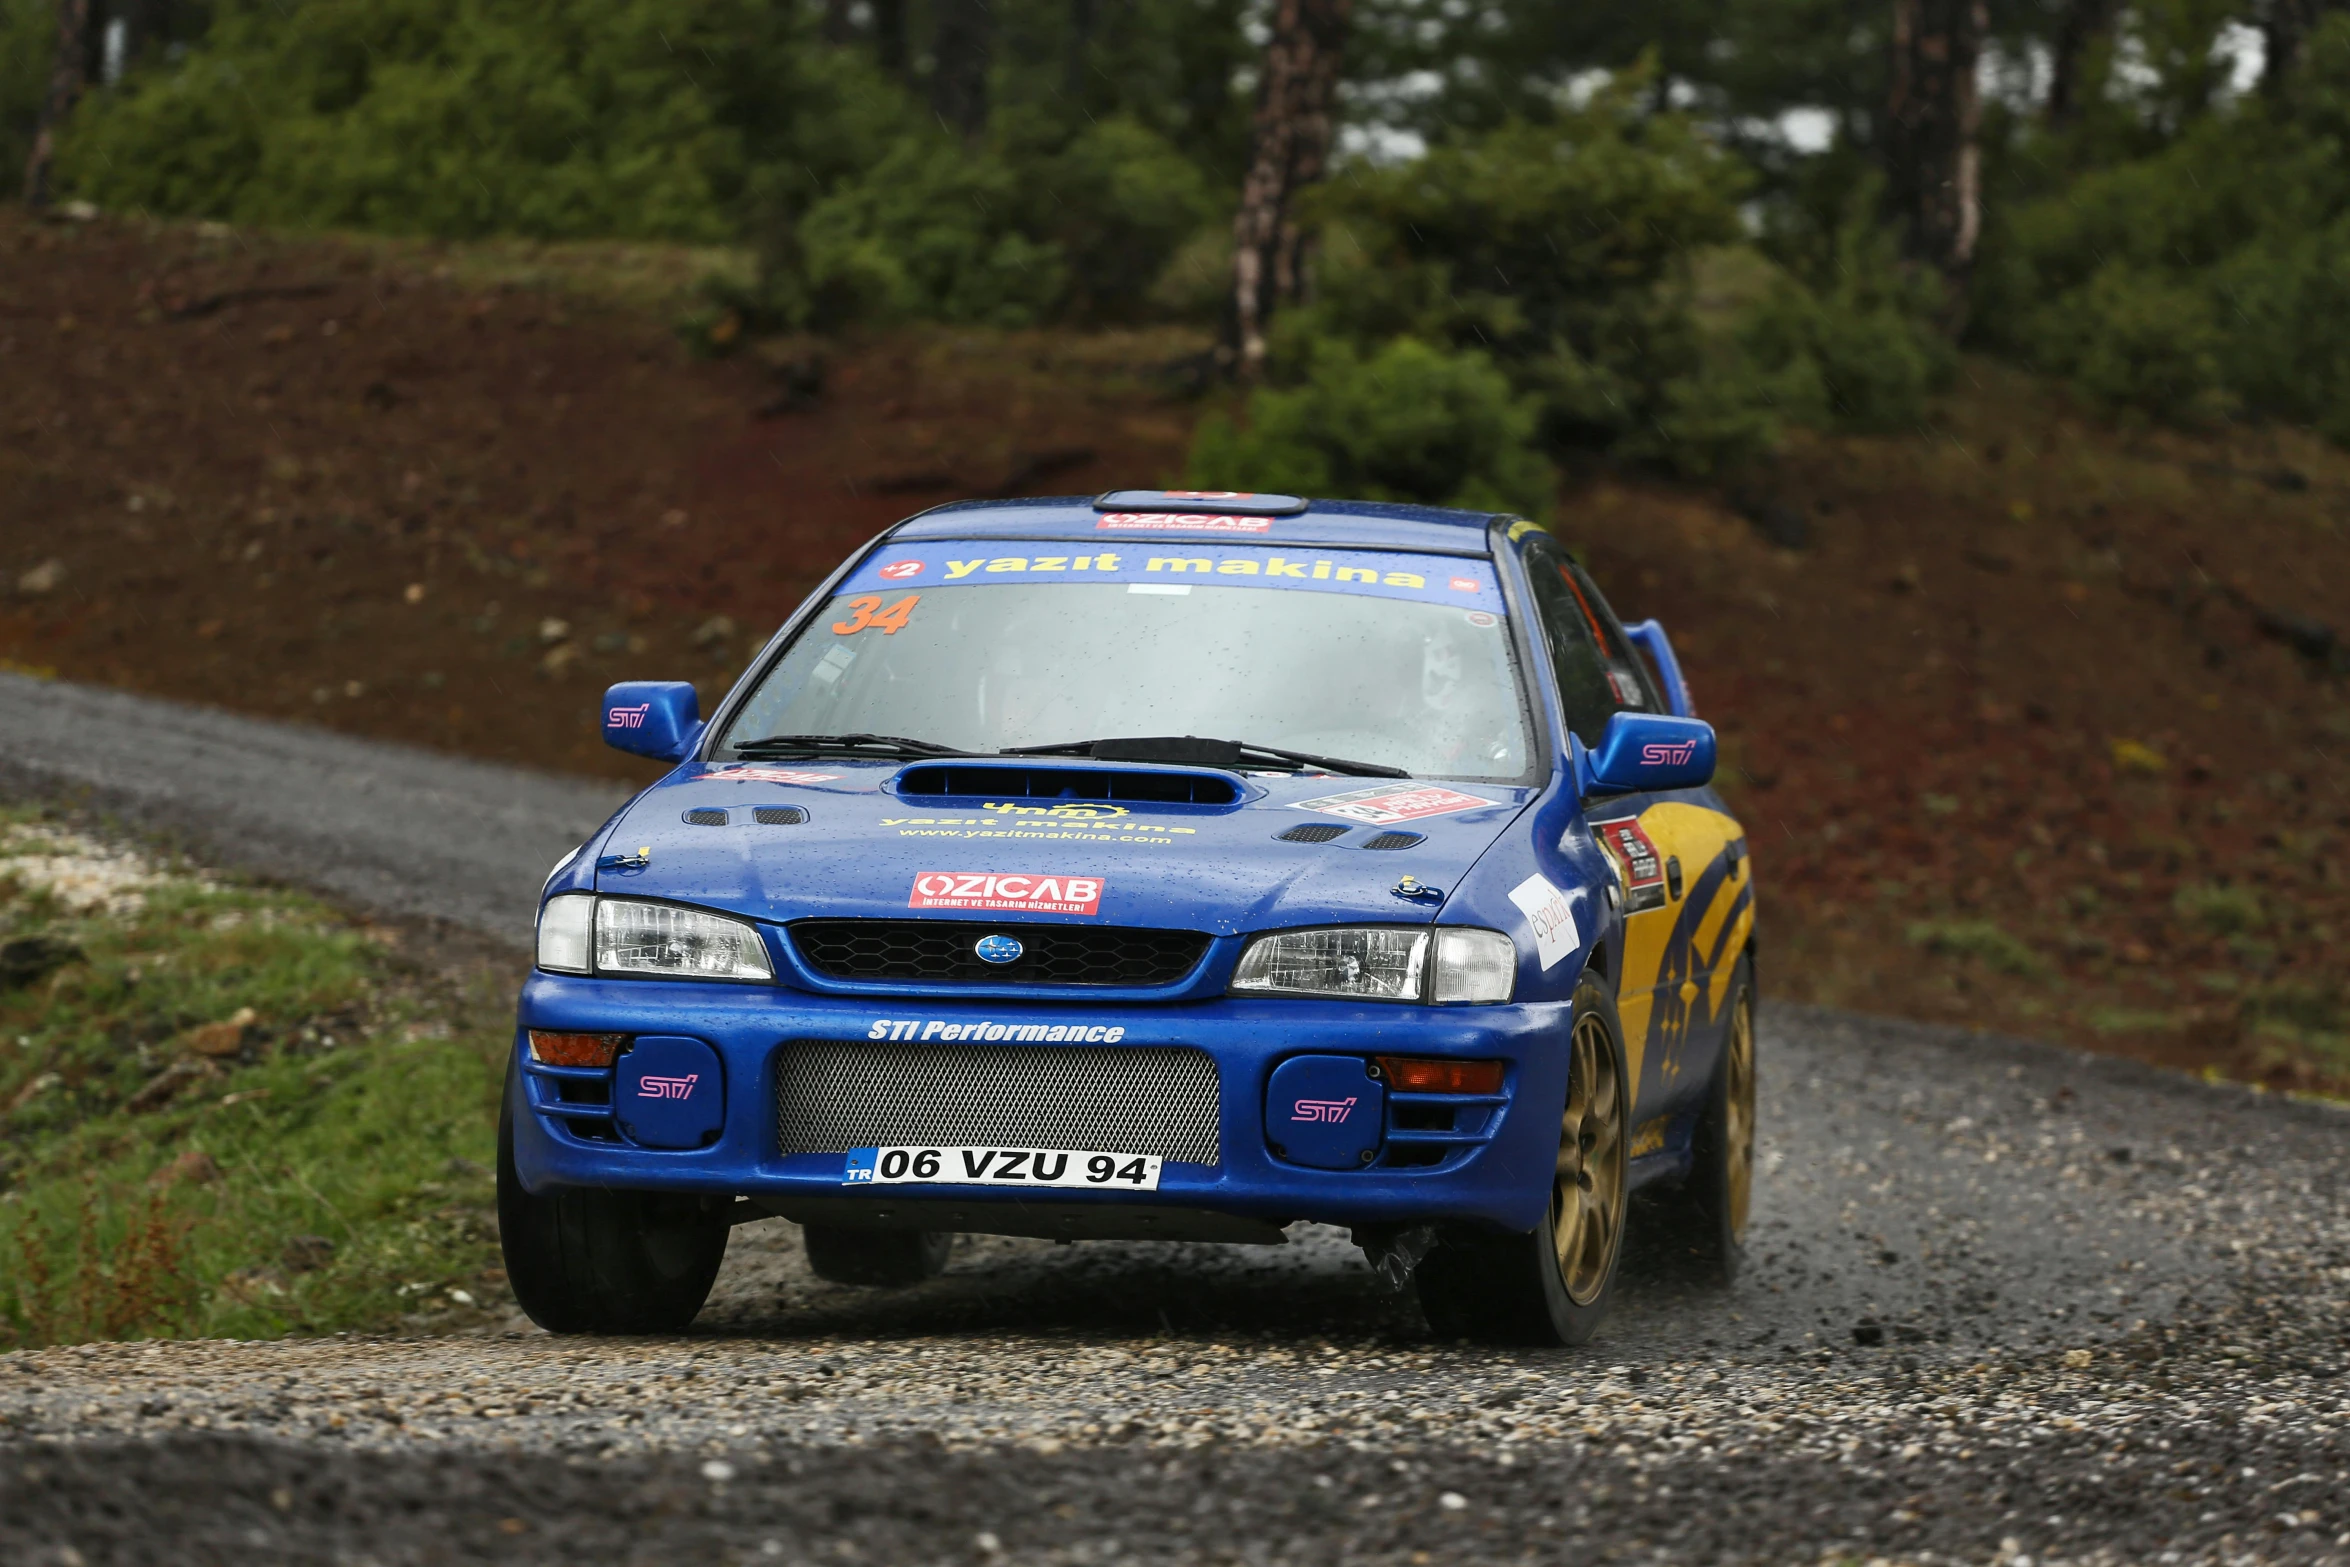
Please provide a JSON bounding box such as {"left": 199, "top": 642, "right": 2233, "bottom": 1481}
{"left": 499, "top": 490, "right": 1757, "bottom": 1345}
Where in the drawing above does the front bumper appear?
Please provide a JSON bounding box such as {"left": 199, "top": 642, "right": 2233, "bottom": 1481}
{"left": 511, "top": 973, "right": 1571, "bottom": 1235}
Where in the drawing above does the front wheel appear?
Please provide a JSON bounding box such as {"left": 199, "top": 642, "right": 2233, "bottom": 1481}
{"left": 1414, "top": 974, "right": 1630, "bottom": 1345}
{"left": 497, "top": 1077, "right": 730, "bottom": 1334}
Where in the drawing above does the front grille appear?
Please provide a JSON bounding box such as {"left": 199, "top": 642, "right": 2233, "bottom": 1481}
{"left": 789, "top": 919, "right": 1210, "bottom": 986}
{"left": 774, "top": 1041, "right": 1221, "bottom": 1163}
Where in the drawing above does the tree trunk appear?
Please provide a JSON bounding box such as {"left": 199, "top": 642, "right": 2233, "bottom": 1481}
{"left": 2045, "top": 0, "right": 2114, "bottom": 126}
{"left": 930, "top": 0, "right": 993, "bottom": 138}
{"left": 873, "top": 0, "right": 909, "bottom": 79}
{"left": 22, "top": 0, "right": 92, "bottom": 211}
{"left": 821, "top": 0, "right": 855, "bottom": 47}
{"left": 2261, "top": 0, "right": 2344, "bottom": 95}
{"left": 1884, "top": 0, "right": 1986, "bottom": 334}
{"left": 1066, "top": 0, "right": 1098, "bottom": 102}
{"left": 1228, "top": 0, "right": 1351, "bottom": 379}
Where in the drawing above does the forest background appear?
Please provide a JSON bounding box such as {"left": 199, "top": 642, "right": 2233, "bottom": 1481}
{"left": 17, "top": 0, "right": 2350, "bottom": 494}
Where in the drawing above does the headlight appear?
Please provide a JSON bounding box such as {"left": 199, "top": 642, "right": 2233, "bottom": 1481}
{"left": 597, "top": 898, "right": 774, "bottom": 981}
{"left": 534, "top": 894, "right": 773, "bottom": 981}
{"left": 1230, "top": 927, "right": 1515, "bottom": 1004}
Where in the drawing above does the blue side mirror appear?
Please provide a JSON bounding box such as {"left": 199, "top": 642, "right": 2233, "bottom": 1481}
{"left": 602, "top": 681, "right": 704, "bottom": 762}
{"left": 1580, "top": 711, "right": 1716, "bottom": 796}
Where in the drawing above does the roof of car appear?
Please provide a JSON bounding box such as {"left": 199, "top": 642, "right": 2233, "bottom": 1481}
{"left": 887, "top": 495, "right": 1508, "bottom": 558}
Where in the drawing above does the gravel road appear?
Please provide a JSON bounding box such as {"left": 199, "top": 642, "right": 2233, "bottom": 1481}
{"left": 4, "top": 677, "right": 2346, "bottom": 1564}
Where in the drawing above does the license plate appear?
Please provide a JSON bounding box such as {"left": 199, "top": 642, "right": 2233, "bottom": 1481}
{"left": 843, "top": 1146, "right": 1163, "bottom": 1191}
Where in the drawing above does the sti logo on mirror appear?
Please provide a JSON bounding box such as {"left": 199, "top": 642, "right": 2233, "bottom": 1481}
{"left": 1291, "top": 1097, "right": 1357, "bottom": 1124}
{"left": 877, "top": 560, "right": 925, "bottom": 580}
{"left": 637, "top": 1074, "right": 699, "bottom": 1100}
{"left": 1641, "top": 739, "right": 1700, "bottom": 766}
{"left": 607, "top": 703, "right": 650, "bottom": 729}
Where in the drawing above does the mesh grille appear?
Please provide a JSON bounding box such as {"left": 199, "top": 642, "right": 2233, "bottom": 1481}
{"left": 1276, "top": 822, "right": 1349, "bottom": 843}
{"left": 1361, "top": 831, "right": 1425, "bottom": 850}
{"left": 774, "top": 1041, "right": 1221, "bottom": 1164}
{"left": 682, "top": 808, "right": 730, "bottom": 826}
{"left": 753, "top": 806, "right": 808, "bottom": 826}
{"left": 789, "top": 920, "right": 1209, "bottom": 986}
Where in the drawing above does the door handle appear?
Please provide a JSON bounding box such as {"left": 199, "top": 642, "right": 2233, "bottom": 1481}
{"left": 1665, "top": 855, "right": 1683, "bottom": 900}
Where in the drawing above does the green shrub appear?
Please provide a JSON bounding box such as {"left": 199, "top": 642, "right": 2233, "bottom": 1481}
{"left": 1187, "top": 335, "right": 1556, "bottom": 515}
{"left": 2173, "top": 881, "right": 2265, "bottom": 935}
{"left": 0, "top": 0, "right": 51, "bottom": 200}
{"left": 1906, "top": 918, "right": 2051, "bottom": 978}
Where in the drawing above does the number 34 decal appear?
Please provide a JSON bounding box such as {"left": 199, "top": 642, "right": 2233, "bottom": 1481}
{"left": 831, "top": 593, "right": 920, "bottom": 635}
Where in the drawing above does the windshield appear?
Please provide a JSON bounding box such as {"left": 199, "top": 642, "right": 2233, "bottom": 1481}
{"left": 717, "top": 542, "right": 1534, "bottom": 781}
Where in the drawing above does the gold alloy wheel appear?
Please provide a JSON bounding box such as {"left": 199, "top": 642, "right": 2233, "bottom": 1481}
{"left": 1553, "top": 1011, "right": 1626, "bottom": 1304}
{"left": 1724, "top": 986, "right": 1757, "bottom": 1241}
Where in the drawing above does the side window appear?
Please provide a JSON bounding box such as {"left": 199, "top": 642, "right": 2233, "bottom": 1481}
{"left": 1522, "top": 540, "right": 1658, "bottom": 747}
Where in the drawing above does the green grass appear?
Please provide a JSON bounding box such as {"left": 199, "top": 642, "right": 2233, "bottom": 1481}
{"left": 1905, "top": 918, "right": 2052, "bottom": 979}
{"left": 0, "top": 815, "right": 512, "bottom": 1347}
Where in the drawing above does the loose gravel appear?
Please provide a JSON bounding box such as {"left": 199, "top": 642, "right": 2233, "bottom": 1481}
{"left": 2, "top": 685, "right": 2344, "bottom": 1562}
{"left": 6, "top": 1006, "right": 2347, "bottom": 1564}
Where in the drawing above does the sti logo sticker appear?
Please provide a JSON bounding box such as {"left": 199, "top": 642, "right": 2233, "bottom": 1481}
{"left": 1291, "top": 1096, "right": 1357, "bottom": 1124}
{"left": 636, "top": 1073, "right": 699, "bottom": 1100}
{"left": 607, "top": 703, "right": 650, "bottom": 729}
{"left": 877, "top": 559, "right": 925, "bottom": 580}
{"left": 1095, "top": 513, "right": 1274, "bottom": 534}
{"left": 910, "top": 872, "right": 1104, "bottom": 916}
{"left": 1293, "top": 786, "right": 1493, "bottom": 825}
{"left": 1642, "top": 739, "right": 1700, "bottom": 766}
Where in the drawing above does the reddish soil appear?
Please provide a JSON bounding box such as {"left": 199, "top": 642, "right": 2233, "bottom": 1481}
{"left": 7, "top": 212, "right": 2347, "bottom": 1091}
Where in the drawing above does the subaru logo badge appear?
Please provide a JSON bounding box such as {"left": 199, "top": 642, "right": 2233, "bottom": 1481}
{"left": 974, "top": 934, "right": 1024, "bottom": 965}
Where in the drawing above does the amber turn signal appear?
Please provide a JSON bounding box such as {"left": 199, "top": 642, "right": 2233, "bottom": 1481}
{"left": 528, "top": 1031, "right": 625, "bottom": 1068}
{"left": 1374, "top": 1056, "right": 1505, "bottom": 1094}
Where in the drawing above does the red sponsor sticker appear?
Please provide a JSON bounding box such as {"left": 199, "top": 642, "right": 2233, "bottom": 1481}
{"left": 1292, "top": 786, "right": 1493, "bottom": 825}
{"left": 877, "top": 559, "right": 925, "bottom": 580}
{"left": 1095, "top": 513, "right": 1274, "bottom": 534}
{"left": 910, "top": 871, "right": 1104, "bottom": 916}
{"left": 1449, "top": 576, "right": 1480, "bottom": 593}
{"left": 1592, "top": 816, "right": 1668, "bottom": 912}
{"left": 697, "top": 766, "right": 841, "bottom": 785}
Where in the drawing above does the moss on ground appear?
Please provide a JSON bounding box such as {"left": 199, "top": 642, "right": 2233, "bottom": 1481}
{"left": 0, "top": 812, "right": 514, "bottom": 1348}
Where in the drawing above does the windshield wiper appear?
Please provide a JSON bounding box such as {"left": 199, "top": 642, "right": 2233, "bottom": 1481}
{"left": 1001, "top": 736, "right": 1409, "bottom": 779}
{"left": 731, "top": 733, "right": 978, "bottom": 760}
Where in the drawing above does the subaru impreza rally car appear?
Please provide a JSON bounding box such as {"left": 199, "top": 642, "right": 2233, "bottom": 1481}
{"left": 500, "top": 490, "right": 1757, "bottom": 1345}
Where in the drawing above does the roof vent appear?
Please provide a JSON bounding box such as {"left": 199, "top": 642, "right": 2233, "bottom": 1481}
{"left": 1276, "top": 823, "right": 1349, "bottom": 843}
{"left": 752, "top": 806, "right": 808, "bottom": 826}
{"left": 896, "top": 763, "right": 1241, "bottom": 806}
{"left": 682, "top": 808, "right": 729, "bottom": 827}
{"left": 1093, "top": 489, "right": 1306, "bottom": 516}
{"left": 1360, "top": 831, "right": 1424, "bottom": 851}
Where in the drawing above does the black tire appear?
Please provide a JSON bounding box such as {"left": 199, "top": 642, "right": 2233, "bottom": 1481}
{"left": 1414, "top": 973, "right": 1631, "bottom": 1346}
{"left": 802, "top": 1225, "right": 955, "bottom": 1286}
{"left": 1651, "top": 953, "right": 1757, "bottom": 1284}
{"left": 496, "top": 1076, "right": 730, "bottom": 1334}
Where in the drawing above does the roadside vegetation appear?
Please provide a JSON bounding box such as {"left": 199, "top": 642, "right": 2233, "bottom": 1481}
{"left": 0, "top": 812, "right": 513, "bottom": 1348}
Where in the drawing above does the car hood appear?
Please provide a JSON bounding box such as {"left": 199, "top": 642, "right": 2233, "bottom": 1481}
{"left": 592, "top": 762, "right": 1534, "bottom": 935}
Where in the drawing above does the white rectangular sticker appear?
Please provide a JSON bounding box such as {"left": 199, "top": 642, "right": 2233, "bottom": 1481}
{"left": 843, "top": 1146, "right": 1163, "bottom": 1191}
{"left": 1508, "top": 873, "right": 1580, "bottom": 970}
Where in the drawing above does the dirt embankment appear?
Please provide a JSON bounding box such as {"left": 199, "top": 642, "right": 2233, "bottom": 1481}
{"left": 6, "top": 211, "right": 2347, "bottom": 1089}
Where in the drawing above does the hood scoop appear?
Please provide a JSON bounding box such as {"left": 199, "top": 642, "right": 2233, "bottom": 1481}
{"left": 895, "top": 761, "right": 1242, "bottom": 806}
